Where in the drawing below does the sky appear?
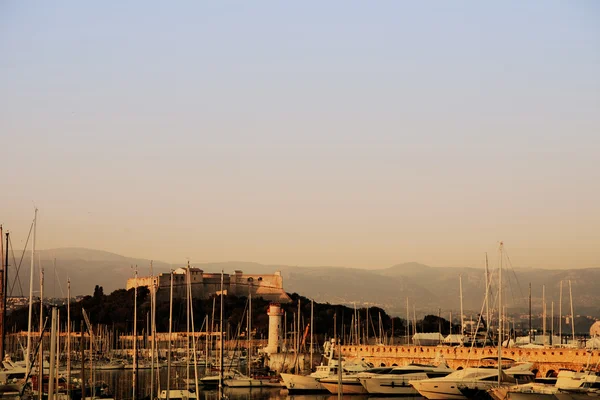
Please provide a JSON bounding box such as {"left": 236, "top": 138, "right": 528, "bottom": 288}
{"left": 1, "top": 1, "right": 599, "bottom": 270}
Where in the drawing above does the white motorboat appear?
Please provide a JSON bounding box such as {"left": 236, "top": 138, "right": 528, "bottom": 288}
{"left": 318, "top": 367, "right": 396, "bottom": 395}
{"left": 489, "top": 370, "right": 600, "bottom": 400}
{"left": 411, "top": 362, "right": 535, "bottom": 400}
{"left": 360, "top": 363, "right": 454, "bottom": 395}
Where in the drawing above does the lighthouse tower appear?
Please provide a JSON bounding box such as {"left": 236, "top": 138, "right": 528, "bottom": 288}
{"left": 264, "top": 303, "right": 284, "bottom": 354}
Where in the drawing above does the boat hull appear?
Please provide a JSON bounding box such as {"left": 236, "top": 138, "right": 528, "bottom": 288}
{"left": 280, "top": 373, "right": 328, "bottom": 392}
{"left": 320, "top": 379, "right": 368, "bottom": 395}
{"left": 410, "top": 380, "right": 468, "bottom": 400}
{"left": 360, "top": 376, "right": 419, "bottom": 395}
{"left": 224, "top": 378, "right": 281, "bottom": 388}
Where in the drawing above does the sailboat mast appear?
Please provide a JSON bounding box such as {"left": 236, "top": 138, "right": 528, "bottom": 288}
{"left": 485, "top": 253, "right": 490, "bottom": 338}
{"left": 47, "top": 307, "right": 57, "bottom": 400}
{"left": 132, "top": 266, "right": 138, "bottom": 400}
{"left": 67, "top": 279, "right": 71, "bottom": 400}
{"left": 38, "top": 261, "right": 44, "bottom": 400}
{"left": 366, "top": 306, "right": 369, "bottom": 345}
{"left": 186, "top": 263, "right": 190, "bottom": 387}
{"left": 551, "top": 301, "right": 554, "bottom": 346}
{"left": 248, "top": 291, "right": 252, "bottom": 377}
{"left": 529, "top": 283, "right": 532, "bottom": 344}
{"left": 188, "top": 265, "right": 200, "bottom": 398}
{"left": 559, "top": 280, "right": 562, "bottom": 344}
{"left": 1, "top": 229, "right": 7, "bottom": 359}
{"left": 166, "top": 271, "right": 173, "bottom": 400}
{"left": 149, "top": 262, "right": 155, "bottom": 400}
{"left": 26, "top": 209, "right": 37, "bottom": 377}
{"left": 310, "top": 299, "right": 314, "bottom": 368}
{"left": 542, "top": 285, "right": 546, "bottom": 345}
{"left": 219, "top": 270, "right": 224, "bottom": 396}
{"left": 459, "top": 275, "right": 464, "bottom": 336}
{"left": 569, "top": 280, "right": 575, "bottom": 343}
{"left": 498, "top": 242, "right": 503, "bottom": 386}
{"left": 406, "top": 298, "right": 409, "bottom": 345}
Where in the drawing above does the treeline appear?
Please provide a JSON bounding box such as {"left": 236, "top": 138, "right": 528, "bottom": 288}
{"left": 7, "top": 286, "right": 460, "bottom": 341}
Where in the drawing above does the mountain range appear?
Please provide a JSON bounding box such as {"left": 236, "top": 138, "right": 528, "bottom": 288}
{"left": 6, "top": 248, "right": 600, "bottom": 317}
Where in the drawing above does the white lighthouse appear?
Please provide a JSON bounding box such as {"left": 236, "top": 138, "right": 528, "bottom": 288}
{"left": 264, "top": 303, "right": 284, "bottom": 354}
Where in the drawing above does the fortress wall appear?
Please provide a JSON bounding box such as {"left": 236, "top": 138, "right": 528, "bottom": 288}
{"left": 341, "top": 345, "right": 600, "bottom": 377}
{"left": 136, "top": 270, "right": 289, "bottom": 302}
{"left": 125, "top": 276, "right": 157, "bottom": 290}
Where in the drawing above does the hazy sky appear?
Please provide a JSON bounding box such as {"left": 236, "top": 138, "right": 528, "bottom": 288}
{"left": 1, "top": 2, "right": 599, "bottom": 270}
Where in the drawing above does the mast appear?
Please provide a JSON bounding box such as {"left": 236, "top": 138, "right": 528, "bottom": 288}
{"left": 26, "top": 209, "right": 37, "bottom": 377}
{"left": 0, "top": 225, "right": 3, "bottom": 360}
{"left": 132, "top": 266, "right": 138, "bottom": 400}
{"left": 166, "top": 271, "right": 173, "bottom": 400}
{"left": 569, "top": 280, "right": 575, "bottom": 343}
{"left": 485, "top": 253, "right": 490, "bottom": 339}
{"left": 459, "top": 275, "right": 464, "bottom": 336}
{"left": 248, "top": 290, "right": 252, "bottom": 377}
{"left": 366, "top": 306, "right": 369, "bottom": 345}
{"left": 80, "top": 321, "right": 85, "bottom": 400}
{"left": 38, "top": 261, "right": 44, "bottom": 400}
{"left": 149, "top": 262, "right": 155, "bottom": 400}
{"left": 337, "top": 336, "right": 342, "bottom": 400}
{"left": 551, "top": 301, "right": 554, "bottom": 346}
{"left": 188, "top": 264, "right": 200, "bottom": 397}
{"left": 542, "top": 285, "right": 546, "bottom": 345}
{"left": 528, "top": 283, "right": 532, "bottom": 343}
{"left": 498, "top": 242, "right": 503, "bottom": 386}
{"left": 56, "top": 309, "right": 60, "bottom": 395}
{"left": 559, "top": 280, "right": 562, "bottom": 344}
{"left": 1, "top": 228, "right": 7, "bottom": 359}
{"left": 296, "top": 299, "right": 300, "bottom": 372}
{"left": 406, "top": 298, "right": 409, "bottom": 345}
{"left": 48, "top": 307, "right": 57, "bottom": 400}
{"left": 218, "top": 270, "right": 224, "bottom": 397}
{"left": 186, "top": 263, "right": 190, "bottom": 387}
{"left": 67, "top": 279, "right": 71, "bottom": 399}
{"left": 310, "top": 299, "right": 314, "bottom": 368}
{"left": 205, "top": 315, "right": 209, "bottom": 371}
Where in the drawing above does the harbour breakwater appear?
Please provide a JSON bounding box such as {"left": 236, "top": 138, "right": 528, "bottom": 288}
{"left": 340, "top": 344, "right": 600, "bottom": 378}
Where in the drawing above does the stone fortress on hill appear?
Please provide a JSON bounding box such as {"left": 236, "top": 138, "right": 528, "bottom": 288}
{"left": 126, "top": 267, "right": 292, "bottom": 303}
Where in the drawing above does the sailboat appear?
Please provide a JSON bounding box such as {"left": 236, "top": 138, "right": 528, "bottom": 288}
{"left": 224, "top": 292, "right": 281, "bottom": 388}
{"left": 280, "top": 338, "right": 370, "bottom": 392}
{"left": 412, "top": 244, "right": 536, "bottom": 400}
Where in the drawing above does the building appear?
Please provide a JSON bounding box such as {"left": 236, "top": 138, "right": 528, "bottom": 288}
{"left": 127, "top": 268, "right": 291, "bottom": 303}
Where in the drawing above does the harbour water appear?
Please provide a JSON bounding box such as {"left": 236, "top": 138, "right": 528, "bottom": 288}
{"left": 90, "top": 368, "right": 425, "bottom": 400}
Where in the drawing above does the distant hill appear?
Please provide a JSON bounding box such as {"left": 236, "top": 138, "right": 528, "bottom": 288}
{"left": 7, "top": 248, "right": 600, "bottom": 318}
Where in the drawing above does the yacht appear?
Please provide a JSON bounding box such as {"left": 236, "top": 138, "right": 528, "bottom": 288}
{"left": 359, "top": 363, "right": 454, "bottom": 395}
{"left": 489, "top": 370, "right": 600, "bottom": 400}
{"left": 411, "top": 362, "right": 535, "bottom": 400}
{"left": 317, "top": 367, "right": 395, "bottom": 394}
